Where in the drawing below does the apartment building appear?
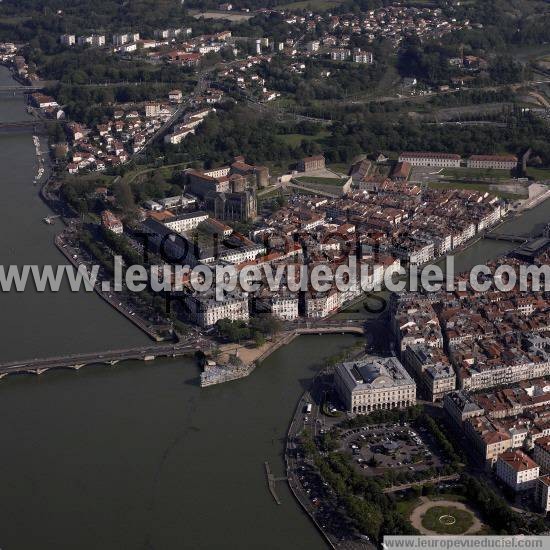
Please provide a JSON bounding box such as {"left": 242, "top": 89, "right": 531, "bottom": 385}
{"left": 271, "top": 294, "right": 299, "bottom": 321}
{"left": 465, "top": 415, "right": 512, "bottom": 464}
{"left": 443, "top": 390, "right": 484, "bottom": 428}
{"left": 112, "top": 33, "right": 140, "bottom": 46}
{"left": 404, "top": 343, "right": 456, "bottom": 402}
{"left": 185, "top": 290, "right": 249, "bottom": 327}
{"left": 535, "top": 475, "right": 550, "bottom": 512}
{"left": 353, "top": 49, "right": 373, "bottom": 64}
{"left": 534, "top": 436, "right": 550, "bottom": 474}
{"left": 335, "top": 355, "right": 416, "bottom": 415}
{"left": 60, "top": 34, "right": 76, "bottom": 46}
{"left": 331, "top": 48, "right": 351, "bottom": 61}
{"left": 496, "top": 450, "right": 539, "bottom": 491}
{"left": 304, "top": 290, "right": 341, "bottom": 319}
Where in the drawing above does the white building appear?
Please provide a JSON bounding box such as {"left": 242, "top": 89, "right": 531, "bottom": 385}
{"left": 353, "top": 50, "right": 373, "bottom": 64}
{"left": 306, "top": 41, "right": 320, "bottom": 52}
{"left": 164, "top": 211, "right": 209, "bottom": 234}
{"left": 331, "top": 48, "right": 350, "bottom": 61}
{"left": 112, "top": 33, "right": 140, "bottom": 46}
{"left": 185, "top": 290, "right": 249, "bottom": 327}
{"left": 495, "top": 450, "right": 539, "bottom": 492}
{"left": 304, "top": 290, "right": 341, "bottom": 319}
{"left": 168, "top": 89, "right": 183, "bottom": 103}
{"left": 60, "top": 34, "right": 76, "bottom": 46}
{"left": 92, "top": 35, "right": 106, "bottom": 47}
{"left": 398, "top": 152, "right": 462, "bottom": 168}
{"left": 145, "top": 103, "right": 161, "bottom": 118}
{"left": 335, "top": 355, "right": 416, "bottom": 415}
{"left": 271, "top": 294, "right": 299, "bottom": 321}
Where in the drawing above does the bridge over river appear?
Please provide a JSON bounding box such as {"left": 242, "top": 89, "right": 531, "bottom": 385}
{"left": 0, "top": 341, "right": 202, "bottom": 378}
{"left": 0, "top": 120, "right": 45, "bottom": 132}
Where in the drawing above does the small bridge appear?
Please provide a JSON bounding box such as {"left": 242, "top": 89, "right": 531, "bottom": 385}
{"left": 0, "top": 120, "right": 45, "bottom": 132}
{"left": 484, "top": 233, "right": 529, "bottom": 244}
{"left": 0, "top": 86, "right": 43, "bottom": 94}
{"left": 0, "top": 341, "right": 201, "bottom": 378}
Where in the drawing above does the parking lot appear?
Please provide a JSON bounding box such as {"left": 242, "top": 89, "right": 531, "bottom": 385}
{"left": 338, "top": 423, "right": 443, "bottom": 477}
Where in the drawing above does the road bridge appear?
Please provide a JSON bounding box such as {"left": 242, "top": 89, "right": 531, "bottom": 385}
{"left": 0, "top": 120, "right": 45, "bottom": 132}
{"left": 0, "top": 341, "right": 201, "bottom": 378}
{"left": 0, "top": 86, "right": 43, "bottom": 94}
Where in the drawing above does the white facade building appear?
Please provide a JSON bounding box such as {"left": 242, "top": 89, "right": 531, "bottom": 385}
{"left": 495, "top": 450, "right": 539, "bottom": 492}
{"left": 335, "top": 355, "right": 416, "bottom": 415}
{"left": 164, "top": 211, "right": 209, "bottom": 234}
{"left": 467, "top": 155, "right": 518, "bottom": 171}
{"left": 398, "top": 152, "right": 461, "bottom": 168}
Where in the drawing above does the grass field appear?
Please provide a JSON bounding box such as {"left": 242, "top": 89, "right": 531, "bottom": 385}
{"left": 278, "top": 0, "right": 343, "bottom": 10}
{"left": 441, "top": 167, "right": 511, "bottom": 181}
{"left": 421, "top": 506, "right": 474, "bottom": 535}
{"left": 527, "top": 167, "right": 550, "bottom": 180}
{"left": 295, "top": 176, "right": 346, "bottom": 186}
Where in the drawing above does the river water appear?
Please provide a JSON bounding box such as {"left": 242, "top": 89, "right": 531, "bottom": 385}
{"left": 0, "top": 65, "right": 548, "bottom": 550}
{"left": 0, "top": 66, "right": 337, "bottom": 550}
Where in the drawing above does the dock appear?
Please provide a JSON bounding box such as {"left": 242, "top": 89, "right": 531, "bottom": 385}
{"left": 43, "top": 215, "right": 60, "bottom": 225}
{"left": 264, "top": 461, "right": 287, "bottom": 505}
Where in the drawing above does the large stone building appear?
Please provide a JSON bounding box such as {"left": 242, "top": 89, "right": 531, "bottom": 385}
{"left": 443, "top": 390, "right": 484, "bottom": 428}
{"left": 335, "top": 355, "right": 416, "bottom": 415}
{"left": 535, "top": 475, "right": 550, "bottom": 512}
{"left": 403, "top": 343, "right": 456, "bottom": 402}
{"left": 206, "top": 190, "right": 257, "bottom": 222}
{"left": 467, "top": 155, "right": 518, "bottom": 171}
{"left": 398, "top": 152, "right": 461, "bottom": 168}
{"left": 495, "top": 450, "right": 539, "bottom": 492}
{"left": 163, "top": 211, "right": 209, "bottom": 234}
{"left": 298, "top": 155, "right": 326, "bottom": 172}
{"left": 184, "top": 289, "right": 249, "bottom": 327}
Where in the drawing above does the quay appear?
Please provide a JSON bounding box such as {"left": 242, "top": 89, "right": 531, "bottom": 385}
{"left": 200, "top": 322, "right": 366, "bottom": 387}
{"left": 0, "top": 342, "right": 199, "bottom": 378}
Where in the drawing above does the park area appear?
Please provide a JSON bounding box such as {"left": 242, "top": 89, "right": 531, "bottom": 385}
{"left": 410, "top": 497, "right": 483, "bottom": 535}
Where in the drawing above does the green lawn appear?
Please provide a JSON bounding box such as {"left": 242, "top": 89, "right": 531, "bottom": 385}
{"left": 295, "top": 176, "right": 346, "bottom": 186}
{"left": 441, "top": 167, "right": 511, "bottom": 181}
{"left": 327, "top": 163, "right": 351, "bottom": 176}
{"left": 395, "top": 498, "right": 421, "bottom": 518}
{"left": 527, "top": 167, "right": 550, "bottom": 180}
{"left": 278, "top": 0, "right": 343, "bottom": 10}
{"left": 421, "top": 505, "right": 474, "bottom": 535}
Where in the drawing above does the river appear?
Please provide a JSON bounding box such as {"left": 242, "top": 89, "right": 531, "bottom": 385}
{"left": 0, "top": 64, "right": 548, "bottom": 550}
{"left": 0, "top": 65, "right": 338, "bottom": 550}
